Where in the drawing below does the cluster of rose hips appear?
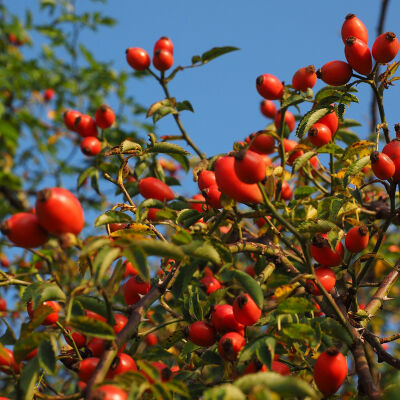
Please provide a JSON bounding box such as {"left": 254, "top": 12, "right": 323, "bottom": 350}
{"left": 126, "top": 37, "right": 174, "bottom": 72}
{"left": 0, "top": 187, "right": 84, "bottom": 249}
{"left": 63, "top": 104, "right": 115, "bottom": 157}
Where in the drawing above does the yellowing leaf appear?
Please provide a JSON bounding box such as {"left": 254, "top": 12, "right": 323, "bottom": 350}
{"left": 274, "top": 283, "right": 299, "bottom": 300}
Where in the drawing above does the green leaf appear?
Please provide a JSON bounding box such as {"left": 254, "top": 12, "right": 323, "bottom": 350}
{"left": 281, "top": 94, "right": 304, "bottom": 108}
{"left": 192, "top": 55, "right": 202, "bottom": 64}
{"left": 19, "top": 357, "right": 40, "bottom": 400}
{"left": 181, "top": 241, "right": 221, "bottom": 264}
{"left": 277, "top": 298, "right": 314, "bottom": 314}
{"left": 282, "top": 323, "right": 315, "bottom": 342}
{"left": 233, "top": 270, "right": 263, "bottom": 309}
{"left": 77, "top": 166, "right": 97, "bottom": 190}
{"left": 296, "top": 107, "right": 330, "bottom": 139}
{"left": 176, "top": 100, "right": 194, "bottom": 112}
{"left": 235, "top": 372, "right": 318, "bottom": 399}
{"left": 320, "top": 317, "right": 353, "bottom": 346}
{"left": 93, "top": 246, "right": 121, "bottom": 283}
{"left": 120, "top": 139, "right": 142, "bottom": 154}
{"left": 69, "top": 316, "right": 115, "bottom": 340}
{"left": 147, "top": 142, "right": 190, "bottom": 155}
{"left": 31, "top": 283, "right": 66, "bottom": 308}
{"left": 341, "top": 140, "right": 375, "bottom": 162}
{"left": 204, "top": 384, "right": 246, "bottom": 400}
{"left": 297, "top": 219, "right": 337, "bottom": 234}
{"left": 316, "top": 143, "right": 343, "bottom": 154}
{"left": 293, "top": 151, "right": 317, "bottom": 173}
{"left": 94, "top": 210, "right": 133, "bottom": 227}
{"left": 124, "top": 247, "right": 149, "bottom": 281}
{"left": 38, "top": 337, "right": 57, "bottom": 375}
{"left": 201, "top": 46, "right": 240, "bottom": 63}
{"left": 171, "top": 263, "right": 197, "bottom": 298}
{"left": 335, "top": 128, "right": 360, "bottom": 145}
{"left": 256, "top": 337, "right": 276, "bottom": 371}
{"left": 294, "top": 186, "right": 317, "bottom": 200}
{"left": 343, "top": 156, "right": 370, "bottom": 187}
{"left": 176, "top": 209, "right": 202, "bottom": 228}
{"left": 340, "top": 119, "right": 362, "bottom": 128}
{"left": 74, "top": 296, "right": 107, "bottom": 319}
{"left": 152, "top": 106, "right": 177, "bottom": 123}
{"left": 14, "top": 332, "right": 49, "bottom": 363}
{"left": 131, "top": 240, "right": 185, "bottom": 259}
{"left": 188, "top": 287, "right": 203, "bottom": 320}
{"left": 170, "top": 153, "right": 190, "bottom": 173}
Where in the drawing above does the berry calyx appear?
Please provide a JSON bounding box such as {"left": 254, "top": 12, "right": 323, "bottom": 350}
{"left": 310, "top": 233, "right": 344, "bottom": 267}
{"left": 233, "top": 293, "right": 261, "bottom": 326}
{"left": 341, "top": 14, "right": 368, "bottom": 44}
{"left": 372, "top": 32, "right": 399, "bottom": 64}
{"left": 234, "top": 150, "right": 267, "bottom": 184}
{"left": 344, "top": 36, "right": 372, "bottom": 75}
{"left": 256, "top": 74, "right": 284, "bottom": 100}
{"left": 345, "top": 226, "right": 369, "bottom": 253}
{"left": 35, "top": 187, "right": 85, "bottom": 235}
{"left": 308, "top": 123, "right": 332, "bottom": 147}
{"left": 1, "top": 212, "right": 48, "bottom": 248}
{"left": 154, "top": 37, "right": 174, "bottom": 54}
{"left": 153, "top": 49, "right": 173, "bottom": 71}
{"left": 292, "top": 65, "right": 317, "bottom": 92}
{"left": 95, "top": 105, "right": 115, "bottom": 129}
{"left": 80, "top": 136, "right": 101, "bottom": 156}
{"left": 218, "top": 332, "right": 246, "bottom": 360}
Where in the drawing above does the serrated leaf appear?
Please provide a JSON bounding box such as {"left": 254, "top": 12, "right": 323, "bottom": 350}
{"left": 294, "top": 186, "right": 317, "bottom": 199}
{"left": 235, "top": 372, "right": 317, "bottom": 398}
{"left": 233, "top": 270, "right": 263, "bottom": 309}
{"left": 343, "top": 156, "right": 370, "bottom": 187}
{"left": 281, "top": 94, "right": 304, "bottom": 108}
{"left": 341, "top": 140, "right": 375, "bottom": 161}
{"left": 147, "top": 142, "right": 190, "bottom": 155}
{"left": 201, "top": 46, "right": 239, "bottom": 63}
{"left": 176, "top": 100, "right": 194, "bottom": 112}
{"left": 297, "top": 219, "right": 337, "bottom": 234}
{"left": 147, "top": 99, "right": 175, "bottom": 118}
{"left": 38, "top": 337, "right": 57, "bottom": 375}
{"left": 69, "top": 316, "right": 115, "bottom": 340}
{"left": 320, "top": 317, "right": 353, "bottom": 346}
{"left": 277, "top": 298, "right": 314, "bottom": 314}
{"left": 296, "top": 107, "right": 330, "bottom": 139}
{"left": 94, "top": 210, "right": 133, "bottom": 227}
{"left": 293, "top": 151, "right": 317, "bottom": 172}
{"left": 120, "top": 139, "right": 142, "bottom": 154}
{"left": 152, "top": 106, "right": 177, "bottom": 123}
{"left": 316, "top": 143, "right": 343, "bottom": 154}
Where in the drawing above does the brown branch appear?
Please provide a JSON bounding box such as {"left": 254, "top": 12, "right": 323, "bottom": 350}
{"left": 380, "top": 333, "right": 400, "bottom": 344}
{"left": 351, "top": 339, "right": 382, "bottom": 399}
{"left": 370, "top": 0, "right": 390, "bottom": 132}
{"left": 84, "top": 263, "right": 181, "bottom": 399}
{"left": 364, "top": 330, "right": 400, "bottom": 369}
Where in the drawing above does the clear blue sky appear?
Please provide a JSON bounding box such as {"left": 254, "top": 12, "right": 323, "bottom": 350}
{"left": 7, "top": 0, "right": 400, "bottom": 159}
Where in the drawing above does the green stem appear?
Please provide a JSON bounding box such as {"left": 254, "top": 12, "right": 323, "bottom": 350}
{"left": 138, "top": 318, "right": 182, "bottom": 337}
{"left": 369, "top": 81, "right": 389, "bottom": 143}
{"left": 55, "top": 321, "right": 82, "bottom": 361}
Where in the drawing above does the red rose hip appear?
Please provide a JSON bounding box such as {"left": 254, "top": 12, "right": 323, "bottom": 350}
{"left": 256, "top": 74, "right": 283, "bottom": 100}
{"left": 345, "top": 226, "right": 369, "bottom": 253}
{"left": 233, "top": 293, "right": 261, "bottom": 326}
{"left": 126, "top": 47, "right": 150, "bottom": 71}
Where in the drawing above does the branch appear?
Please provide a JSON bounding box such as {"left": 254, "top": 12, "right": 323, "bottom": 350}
{"left": 364, "top": 330, "right": 400, "bottom": 369}
{"left": 84, "top": 263, "right": 181, "bottom": 399}
{"left": 380, "top": 333, "right": 400, "bottom": 344}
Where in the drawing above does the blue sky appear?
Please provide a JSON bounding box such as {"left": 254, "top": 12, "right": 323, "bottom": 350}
{"left": 7, "top": 0, "right": 400, "bottom": 160}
